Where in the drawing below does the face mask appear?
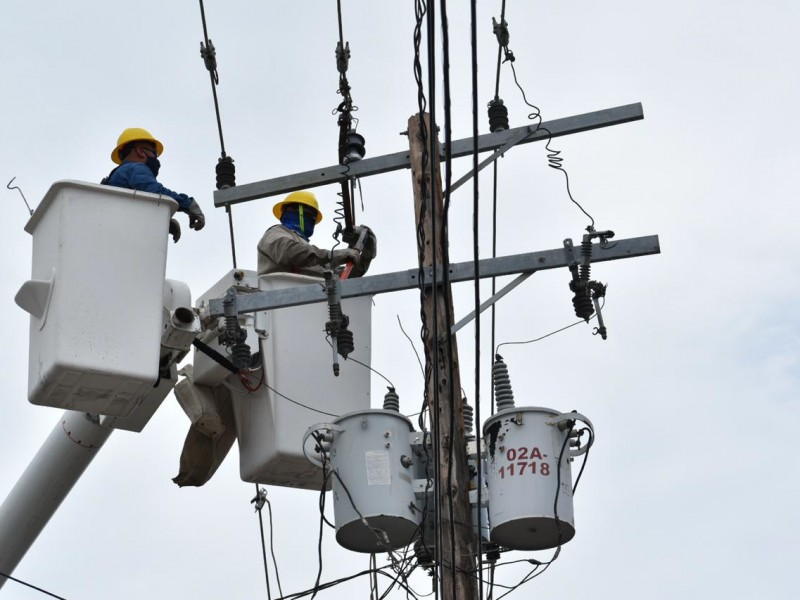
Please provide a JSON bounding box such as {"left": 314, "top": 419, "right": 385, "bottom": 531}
{"left": 281, "top": 205, "right": 315, "bottom": 240}
{"left": 145, "top": 155, "right": 161, "bottom": 177}
{"left": 298, "top": 205, "right": 316, "bottom": 238}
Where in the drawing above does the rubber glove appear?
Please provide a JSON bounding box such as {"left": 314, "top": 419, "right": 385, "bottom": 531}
{"left": 169, "top": 218, "right": 181, "bottom": 243}
{"left": 187, "top": 199, "right": 205, "bottom": 231}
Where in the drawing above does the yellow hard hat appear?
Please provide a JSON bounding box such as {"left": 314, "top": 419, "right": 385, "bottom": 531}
{"left": 272, "top": 190, "right": 323, "bottom": 223}
{"left": 111, "top": 127, "right": 164, "bottom": 164}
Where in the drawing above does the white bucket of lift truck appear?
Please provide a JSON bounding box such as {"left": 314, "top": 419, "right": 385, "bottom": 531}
{"left": 16, "top": 180, "right": 177, "bottom": 417}
{"left": 482, "top": 407, "right": 594, "bottom": 551}
{"left": 232, "top": 272, "right": 373, "bottom": 491}
{"left": 304, "top": 409, "right": 420, "bottom": 553}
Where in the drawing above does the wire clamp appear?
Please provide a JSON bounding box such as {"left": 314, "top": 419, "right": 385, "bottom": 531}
{"left": 250, "top": 487, "right": 267, "bottom": 512}
{"left": 199, "top": 39, "right": 219, "bottom": 83}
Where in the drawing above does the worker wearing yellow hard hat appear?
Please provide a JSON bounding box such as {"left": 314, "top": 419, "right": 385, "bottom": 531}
{"left": 110, "top": 127, "right": 164, "bottom": 164}
{"left": 271, "top": 190, "right": 324, "bottom": 223}
{"left": 102, "top": 127, "right": 205, "bottom": 242}
{"left": 257, "top": 190, "right": 377, "bottom": 278}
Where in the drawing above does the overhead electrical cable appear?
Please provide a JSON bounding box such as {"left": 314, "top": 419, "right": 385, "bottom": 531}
{"left": 468, "top": 0, "right": 487, "bottom": 595}
{"left": 422, "top": 1, "right": 450, "bottom": 593}
{"left": 0, "top": 570, "right": 69, "bottom": 600}
{"left": 495, "top": 298, "right": 606, "bottom": 353}
{"left": 251, "top": 486, "right": 274, "bottom": 600}
{"left": 331, "top": 0, "right": 363, "bottom": 240}
{"left": 436, "top": 1, "right": 462, "bottom": 597}
{"left": 412, "top": 2, "right": 441, "bottom": 597}
{"left": 488, "top": 0, "right": 509, "bottom": 417}
{"left": 396, "top": 315, "right": 425, "bottom": 380}
{"left": 197, "top": 0, "right": 238, "bottom": 267}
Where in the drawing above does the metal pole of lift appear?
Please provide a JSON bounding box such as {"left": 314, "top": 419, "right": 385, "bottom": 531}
{"left": 0, "top": 411, "right": 112, "bottom": 590}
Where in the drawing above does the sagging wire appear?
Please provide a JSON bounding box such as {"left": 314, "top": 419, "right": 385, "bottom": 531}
{"left": 251, "top": 485, "right": 284, "bottom": 600}
{"left": 270, "top": 382, "right": 340, "bottom": 418}
{"left": 491, "top": 7, "right": 596, "bottom": 231}
{"left": 495, "top": 298, "right": 606, "bottom": 354}
{"left": 276, "top": 565, "right": 425, "bottom": 600}
{"left": 325, "top": 337, "right": 395, "bottom": 387}
{"left": 396, "top": 315, "right": 425, "bottom": 380}
{"left": 197, "top": 0, "right": 238, "bottom": 268}
{"left": 0, "top": 569, "right": 69, "bottom": 600}
{"left": 6, "top": 177, "right": 33, "bottom": 216}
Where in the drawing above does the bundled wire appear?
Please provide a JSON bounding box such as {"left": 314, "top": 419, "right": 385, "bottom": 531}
{"left": 410, "top": 3, "right": 442, "bottom": 597}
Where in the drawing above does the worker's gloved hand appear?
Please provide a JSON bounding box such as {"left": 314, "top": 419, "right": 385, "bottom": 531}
{"left": 169, "top": 218, "right": 181, "bottom": 243}
{"left": 331, "top": 247, "right": 360, "bottom": 267}
{"left": 343, "top": 225, "right": 377, "bottom": 259}
{"left": 186, "top": 199, "right": 206, "bottom": 231}
{"left": 341, "top": 227, "right": 359, "bottom": 246}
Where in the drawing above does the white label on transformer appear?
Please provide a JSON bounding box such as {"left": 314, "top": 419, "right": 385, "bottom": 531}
{"left": 365, "top": 450, "right": 391, "bottom": 486}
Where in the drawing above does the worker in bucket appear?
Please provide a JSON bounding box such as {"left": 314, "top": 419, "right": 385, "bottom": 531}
{"left": 258, "top": 190, "right": 376, "bottom": 277}
{"left": 102, "top": 127, "right": 206, "bottom": 242}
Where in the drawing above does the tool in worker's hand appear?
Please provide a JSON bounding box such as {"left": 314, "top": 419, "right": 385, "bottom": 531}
{"left": 339, "top": 225, "right": 369, "bottom": 280}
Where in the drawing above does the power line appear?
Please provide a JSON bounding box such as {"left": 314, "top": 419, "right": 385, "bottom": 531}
{"left": 0, "top": 570, "right": 69, "bottom": 600}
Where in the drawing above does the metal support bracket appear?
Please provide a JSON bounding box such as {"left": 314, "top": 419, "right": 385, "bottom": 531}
{"left": 445, "top": 271, "right": 535, "bottom": 340}
{"left": 445, "top": 125, "right": 535, "bottom": 196}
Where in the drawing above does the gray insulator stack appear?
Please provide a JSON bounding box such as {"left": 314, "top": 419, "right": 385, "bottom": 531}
{"left": 383, "top": 387, "right": 400, "bottom": 412}
{"left": 223, "top": 288, "right": 250, "bottom": 369}
{"left": 463, "top": 398, "right": 474, "bottom": 436}
{"left": 493, "top": 354, "right": 516, "bottom": 412}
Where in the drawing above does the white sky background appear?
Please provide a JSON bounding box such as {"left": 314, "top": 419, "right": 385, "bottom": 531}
{"left": 1, "top": 1, "right": 798, "bottom": 599}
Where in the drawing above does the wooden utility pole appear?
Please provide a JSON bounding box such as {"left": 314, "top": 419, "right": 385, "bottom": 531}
{"left": 408, "top": 113, "right": 478, "bottom": 600}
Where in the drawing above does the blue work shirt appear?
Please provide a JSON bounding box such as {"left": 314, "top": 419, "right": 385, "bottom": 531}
{"left": 106, "top": 161, "right": 192, "bottom": 211}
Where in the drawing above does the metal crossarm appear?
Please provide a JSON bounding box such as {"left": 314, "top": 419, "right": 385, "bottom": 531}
{"left": 207, "top": 234, "right": 659, "bottom": 317}
{"left": 213, "top": 103, "right": 644, "bottom": 207}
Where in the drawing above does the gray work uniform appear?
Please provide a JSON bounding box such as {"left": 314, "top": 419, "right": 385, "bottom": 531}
{"left": 257, "top": 224, "right": 374, "bottom": 277}
{"left": 257, "top": 224, "right": 332, "bottom": 277}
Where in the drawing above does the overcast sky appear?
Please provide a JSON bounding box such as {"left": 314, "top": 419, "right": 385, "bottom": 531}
{"left": 1, "top": 1, "right": 798, "bottom": 599}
